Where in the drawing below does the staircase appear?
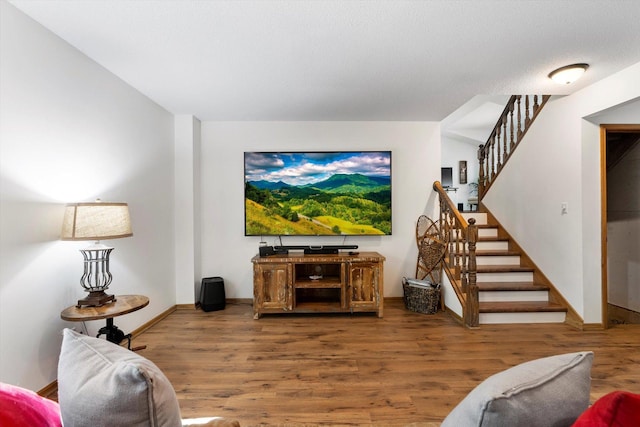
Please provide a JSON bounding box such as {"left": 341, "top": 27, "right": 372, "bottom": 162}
{"left": 461, "top": 212, "right": 567, "bottom": 324}
{"left": 436, "top": 94, "right": 571, "bottom": 327}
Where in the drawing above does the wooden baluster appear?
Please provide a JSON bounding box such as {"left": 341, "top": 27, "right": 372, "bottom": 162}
{"left": 493, "top": 127, "right": 499, "bottom": 173}
{"left": 446, "top": 217, "right": 452, "bottom": 268}
{"left": 487, "top": 136, "right": 492, "bottom": 182}
{"left": 509, "top": 101, "right": 515, "bottom": 151}
{"left": 453, "top": 226, "right": 460, "bottom": 277}
{"left": 491, "top": 133, "right": 496, "bottom": 180}
{"left": 450, "top": 215, "right": 456, "bottom": 269}
{"left": 485, "top": 149, "right": 490, "bottom": 191}
{"left": 525, "top": 95, "right": 531, "bottom": 127}
{"left": 449, "top": 218, "right": 454, "bottom": 271}
{"left": 516, "top": 95, "right": 522, "bottom": 139}
{"left": 438, "top": 197, "right": 443, "bottom": 227}
{"left": 450, "top": 219, "right": 457, "bottom": 270}
{"left": 465, "top": 218, "right": 479, "bottom": 328}
{"left": 443, "top": 209, "right": 450, "bottom": 268}
{"left": 438, "top": 198, "right": 446, "bottom": 268}
{"left": 501, "top": 115, "right": 508, "bottom": 166}
{"left": 460, "top": 220, "right": 467, "bottom": 293}
{"left": 491, "top": 135, "right": 499, "bottom": 181}
{"left": 533, "top": 95, "right": 539, "bottom": 112}
{"left": 478, "top": 144, "right": 485, "bottom": 198}
{"left": 443, "top": 208, "right": 451, "bottom": 268}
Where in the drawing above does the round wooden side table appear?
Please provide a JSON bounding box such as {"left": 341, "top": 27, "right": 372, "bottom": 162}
{"left": 61, "top": 295, "right": 149, "bottom": 350}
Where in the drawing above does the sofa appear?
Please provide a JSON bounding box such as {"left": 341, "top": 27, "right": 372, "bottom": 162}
{"left": 2, "top": 330, "right": 639, "bottom": 426}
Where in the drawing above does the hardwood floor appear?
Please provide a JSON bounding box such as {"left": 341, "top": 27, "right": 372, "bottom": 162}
{"left": 135, "top": 299, "right": 640, "bottom": 426}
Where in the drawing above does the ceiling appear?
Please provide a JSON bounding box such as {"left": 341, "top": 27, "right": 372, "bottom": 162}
{"left": 8, "top": 0, "right": 640, "bottom": 122}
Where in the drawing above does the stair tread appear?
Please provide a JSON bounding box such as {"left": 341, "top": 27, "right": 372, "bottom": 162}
{"left": 477, "top": 236, "right": 509, "bottom": 242}
{"left": 452, "top": 250, "right": 520, "bottom": 256}
{"left": 478, "top": 282, "right": 550, "bottom": 291}
{"left": 477, "top": 265, "right": 533, "bottom": 273}
{"left": 479, "top": 301, "right": 567, "bottom": 313}
{"left": 454, "top": 221, "right": 492, "bottom": 227}
{"left": 477, "top": 250, "right": 519, "bottom": 256}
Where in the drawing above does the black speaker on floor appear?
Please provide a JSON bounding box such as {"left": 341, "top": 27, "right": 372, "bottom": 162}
{"left": 199, "top": 277, "right": 225, "bottom": 312}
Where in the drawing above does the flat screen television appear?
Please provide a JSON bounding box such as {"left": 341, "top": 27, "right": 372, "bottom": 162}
{"left": 441, "top": 167, "right": 453, "bottom": 187}
{"left": 244, "top": 151, "right": 392, "bottom": 236}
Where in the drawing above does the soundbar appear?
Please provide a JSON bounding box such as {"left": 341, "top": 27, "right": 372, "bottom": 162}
{"left": 275, "top": 245, "right": 358, "bottom": 255}
{"left": 259, "top": 244, "right": 359, "bottom": 256}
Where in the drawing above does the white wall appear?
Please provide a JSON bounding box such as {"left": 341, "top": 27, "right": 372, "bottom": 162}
{"left": 441, "top": 135, "right": 480, "bottom": 210}
{"left": 0, "top": 2, "right": 176, "bottom": 390}
{"left": 482, "top": 62, "right": 640, "bottom": 324}
{"left": 174, "top": 115, "right": 202, "bottom": 304}
{"left": 198, "top": 122, "right": 441, "bottom": 300}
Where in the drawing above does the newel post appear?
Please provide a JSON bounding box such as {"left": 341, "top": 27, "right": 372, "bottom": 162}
{"left": 465, "top": 218, "right": 479, "bottom": 328}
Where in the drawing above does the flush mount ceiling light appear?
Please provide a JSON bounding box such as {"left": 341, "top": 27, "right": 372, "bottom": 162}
{"left": 548, "top": 63, "right": 589, "bottom": 84}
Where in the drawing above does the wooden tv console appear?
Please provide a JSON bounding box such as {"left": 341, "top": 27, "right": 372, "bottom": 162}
{"left": 251, "top": 251, "right": 385, "bottom": 319}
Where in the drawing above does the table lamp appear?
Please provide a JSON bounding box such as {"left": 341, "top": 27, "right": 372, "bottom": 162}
{"left": 61, "top": 200, "right": 132, "bottom": 307}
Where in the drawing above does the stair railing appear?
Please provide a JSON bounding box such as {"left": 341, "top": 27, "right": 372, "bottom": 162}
{"left": 478, "top": 95, "right": 551, "bottom": 199}
{"left": 433, "top": 181, "right": 478, "bottom": 327}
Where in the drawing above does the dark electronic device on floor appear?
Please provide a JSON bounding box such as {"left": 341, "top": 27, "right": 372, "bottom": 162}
{"left": 199, "top": 277, "right": 226, "bottom": 312}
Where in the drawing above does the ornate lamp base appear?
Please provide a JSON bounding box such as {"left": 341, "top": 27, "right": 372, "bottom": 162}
{"left": 76, "top": 244, "right": 116, "bottom": 307}
{"left": 76, "top": 291, "right": 115, "bottom": 308}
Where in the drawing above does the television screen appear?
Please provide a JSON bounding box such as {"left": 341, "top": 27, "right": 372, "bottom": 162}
{"left": 244, "top": 151, "right": 392, "bottom": 236}
{"left": 441, "top": 167, "right": 453, "bottom": 187}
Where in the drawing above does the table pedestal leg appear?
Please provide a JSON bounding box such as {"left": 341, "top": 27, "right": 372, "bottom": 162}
{"left": 97, "top": 318, "right": 131, "bottom": 349}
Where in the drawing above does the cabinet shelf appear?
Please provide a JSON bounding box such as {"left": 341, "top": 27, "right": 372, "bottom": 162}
{"left": 294, "top": 301, "right": 343, "bottom": 311}
{"left": 296, "top": 287, "right": 341, "bottom": 305}
{"left": 295, "top": 278, "right": 342, "bottom": 289}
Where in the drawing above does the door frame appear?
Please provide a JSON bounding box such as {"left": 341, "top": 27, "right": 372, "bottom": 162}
{"left": 600, "top": 124, "right": 640, "bottom": 328}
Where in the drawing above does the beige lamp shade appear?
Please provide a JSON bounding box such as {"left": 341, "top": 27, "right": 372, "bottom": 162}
{"left": 61, "top": 202, "right": 132, "bottom": 241}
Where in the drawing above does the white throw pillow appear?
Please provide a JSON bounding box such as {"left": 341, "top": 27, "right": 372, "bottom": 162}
{"left": 58, "top": 328, "right": 182, "bottom": 427}
{"left": 441, "top": 351, "right": 593, "bottom": 427}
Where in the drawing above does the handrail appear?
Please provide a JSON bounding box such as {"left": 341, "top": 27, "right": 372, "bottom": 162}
{"left": 478, "top": 95, "right": 550, "bottom": 199}
{"left": 433, "top": 181, "right": 478, "bottom": 327}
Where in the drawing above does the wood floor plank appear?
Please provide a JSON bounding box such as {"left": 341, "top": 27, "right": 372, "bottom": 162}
{"left": 135, "top": 299, "right": 640, "bottom": 426}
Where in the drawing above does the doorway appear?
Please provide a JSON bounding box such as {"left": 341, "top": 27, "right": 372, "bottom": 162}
{"left": 601, "top": 125, "right": 640, "bottom": 326}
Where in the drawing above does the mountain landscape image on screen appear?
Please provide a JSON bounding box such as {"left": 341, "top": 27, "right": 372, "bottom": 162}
{"left": 244, "top": 151, "right": 391, "bottom": 236}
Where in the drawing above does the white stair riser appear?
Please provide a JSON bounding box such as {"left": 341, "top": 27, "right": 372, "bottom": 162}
{"left": 477, "top": 271, "right": 534, "bottom": 282}
{"left": 480, "top": 311, "right": 566, "bottom": 324}
{"left": 476, "top": 241, "right": 509, "bottom": 251}
{"left": 478, "top": 228, "right": 498, "bottom": 238}
{"left": 477, "top": 255, "right": 520, "bottom": 266}
{"left": 462, "top": 213, "right": 487, "bottom": 225}
{"left": 479, "top": 291, "right": 549, "bottom": 302}
{"left": 450, "top": 228, "right": 498, "bottom": 239}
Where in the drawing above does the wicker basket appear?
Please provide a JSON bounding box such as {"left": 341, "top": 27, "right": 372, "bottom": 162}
{"left": 402, "top": 277, "right": 441, "bottom": 314}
